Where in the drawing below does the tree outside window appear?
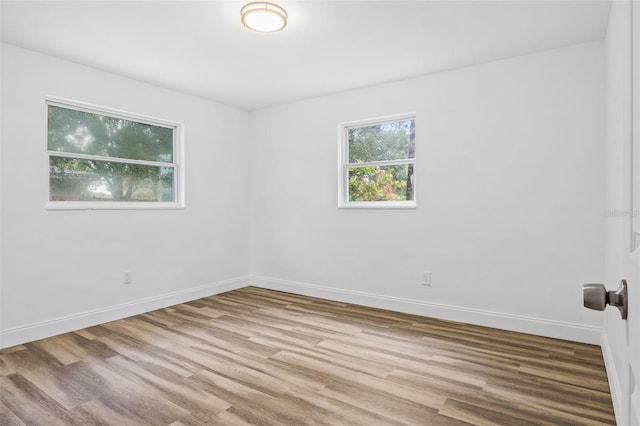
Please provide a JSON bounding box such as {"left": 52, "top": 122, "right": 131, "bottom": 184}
{"left": 340, "top": 114, "right": 416, "bottom": 208}
{"left": 46, "top": 99, "right": 183, "bottom": 209}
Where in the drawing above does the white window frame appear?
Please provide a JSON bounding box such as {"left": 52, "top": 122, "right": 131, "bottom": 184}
{"left": 338, "top": 113, "right": 417, "bottom": 209}
{"left": 45, "top": 96, "right": 185, "bottom": 210}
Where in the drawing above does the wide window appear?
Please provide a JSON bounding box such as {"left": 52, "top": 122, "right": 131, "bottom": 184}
{"left": 339, "top": 114, "right": 416, "bottom": 208}
{"left": 46, "top": 98, "right": 183, "bottom": 209}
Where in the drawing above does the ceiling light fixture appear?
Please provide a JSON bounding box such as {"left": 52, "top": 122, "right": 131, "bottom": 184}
{"left": 241, "top": 2, "right": 287, "bottom": 33}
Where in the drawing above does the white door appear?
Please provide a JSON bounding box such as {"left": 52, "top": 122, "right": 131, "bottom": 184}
{"left": 604, "top": 1, "right": 640, "bottom": 424}
{"left": 627, "top": 2, "right": 640, "bottom": 423}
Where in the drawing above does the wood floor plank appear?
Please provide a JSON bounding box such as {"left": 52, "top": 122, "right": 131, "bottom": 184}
{"left": 0, "top": 374, "right": 76, "bottom": 425}
{"left": 0, "top": 287, "right": 615, "bottom": 425}
{"left": 68, "top": 398, "right": 150, "bottom": 426}
{"left": 0, "top": 400, "right": 26, "bottom": 426}
{"left": 105, "top": 355, "right": 230, "bottom": 414}
{"left": 283, "top": 388, "right": 414, "bottom": 426}
{"left": 438, "top": 398, "right": 532, "bottom": 426}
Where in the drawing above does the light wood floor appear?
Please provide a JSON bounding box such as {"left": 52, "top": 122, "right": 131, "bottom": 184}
{"left": 0, "top": 287, "right": 615, "bottom": 425}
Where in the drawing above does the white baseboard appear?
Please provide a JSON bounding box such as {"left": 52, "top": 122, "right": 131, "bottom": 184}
{"left": 0, "top": 275, "right": 249, "bottom": 349}
{"left": 601, "top": 329, "right": 626, "bottom": 426}
{"left": 250, "top": 275, "right": 602, "bottom": 345}
{"left": 1, "top": 274, "right": 602, "bottom": 349}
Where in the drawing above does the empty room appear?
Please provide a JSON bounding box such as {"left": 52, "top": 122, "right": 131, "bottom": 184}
{"left": 1, "top": 0, "right": 639, "bottom": 425}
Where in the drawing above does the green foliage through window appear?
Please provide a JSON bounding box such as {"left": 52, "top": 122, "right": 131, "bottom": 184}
{"left": 47, "top": 101, "right": 179, "bottom": 204}
{"left": 348, "top": 119, "right": 414, "bottom": 163}
{"left": 348, "top": 165, "right": 409, "bottom": 201}
{"left": 343, "top": 116, "right": 415, "bottom": 204}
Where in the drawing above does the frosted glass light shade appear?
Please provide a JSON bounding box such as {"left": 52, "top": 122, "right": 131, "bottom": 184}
{"left": 241, "top": 2, "right": 287, "bottom": 32}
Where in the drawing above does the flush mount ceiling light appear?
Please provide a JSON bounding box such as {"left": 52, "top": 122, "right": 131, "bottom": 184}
{"left": 241, "top": 2, "right": 287, "bottom": 33}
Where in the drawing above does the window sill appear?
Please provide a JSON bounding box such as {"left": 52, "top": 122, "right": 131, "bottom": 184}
{"left": 338, "top": 201, "right": 416, "bottom": 209}
{"left": 46, "top": 201, "right": 185, "bottom": 211}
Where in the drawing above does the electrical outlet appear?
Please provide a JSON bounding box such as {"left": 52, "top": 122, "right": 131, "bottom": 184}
{"left": 124, "top": 271, "right": 132, "bottom": 285}
{"left": 422, "top": 271, "right": 432, "bottom": 286}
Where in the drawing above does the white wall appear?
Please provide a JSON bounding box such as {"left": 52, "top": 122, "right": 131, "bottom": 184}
{"left": 0, "top": 44, "right": 250, "bottom": 347}
{"left": 0, "top": 40, "right": 607, "bottom": 349}
{"left": 250, "top": 41, "right": 605, "bottom": 343}
{"left": 603, "top": 1, "right": 634, "bottom": 424}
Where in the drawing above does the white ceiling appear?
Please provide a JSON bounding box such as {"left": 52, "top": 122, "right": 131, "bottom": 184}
{"left": 1, "top": 0, "right": 611, "bottom": 111}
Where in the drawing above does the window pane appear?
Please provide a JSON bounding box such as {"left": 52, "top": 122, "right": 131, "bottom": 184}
{"left": 49, "top": 157, "right": 175, "bottom": 202}
{"left": 348, "top": 119, "right": 415, "bottom": 163}
{"left": 348, "top": 164, "right": 414, "bottom": 202}
{"left": 48, "top": 105, "right": 174, "bottom": 163}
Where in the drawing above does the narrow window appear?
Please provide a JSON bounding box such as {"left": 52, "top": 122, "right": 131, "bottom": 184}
{"left": 339, "top": 114, "right": 416, "bottom": 208}
{"left": 46, "top": 98, "right": 183, "bottom": 209}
